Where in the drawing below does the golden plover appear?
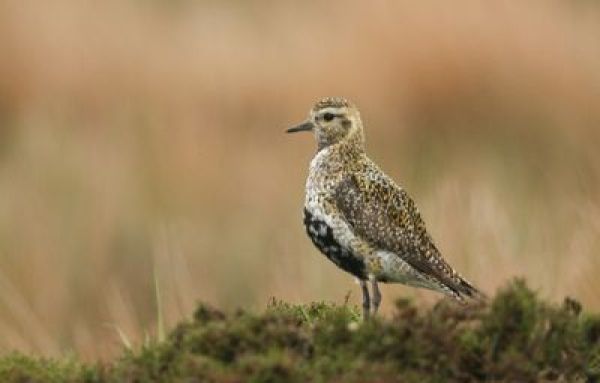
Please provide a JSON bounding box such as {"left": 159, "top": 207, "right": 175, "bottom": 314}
{"left": 287, "top": 97, "right": 482, "bottom": 318}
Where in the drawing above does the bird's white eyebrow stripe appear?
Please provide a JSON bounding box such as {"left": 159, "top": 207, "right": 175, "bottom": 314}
{"left": 318, "top": 107, "right": 346, "bottom": 118}
{"left": 318, "top": 107, "right": 345, "bottom": 115}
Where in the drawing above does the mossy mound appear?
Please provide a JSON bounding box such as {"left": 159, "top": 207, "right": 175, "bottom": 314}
{"left": 1, "top": 279, "right": 599, "bottom": 382}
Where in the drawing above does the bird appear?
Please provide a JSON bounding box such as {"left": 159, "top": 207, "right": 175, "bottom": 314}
{"left": 286, "top": 97, "right": 483, "bottom": 319}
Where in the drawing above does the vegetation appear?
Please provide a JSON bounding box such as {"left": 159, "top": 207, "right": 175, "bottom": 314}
{"left": 0, "top": 279, "right": 597, "bottom": 382}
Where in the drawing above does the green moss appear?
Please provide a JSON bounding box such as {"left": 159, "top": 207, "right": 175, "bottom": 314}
{"left": 0, "top": 353, "right": 85, "bottom": 383}
{"left": 0, "top": 279, "right": 598, "bottom": 382}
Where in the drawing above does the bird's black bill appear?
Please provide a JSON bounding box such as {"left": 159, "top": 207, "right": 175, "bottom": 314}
{"left": 286, "top": 121, "right": 314, "bottom": 133}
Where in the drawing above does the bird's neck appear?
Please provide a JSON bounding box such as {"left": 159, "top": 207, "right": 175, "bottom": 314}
{"left": 317, "top": 128, "right": 366, "bottom": 156}
{"left": 311, "top": 136, "right": 365, "bottom": 174}
{"left": 334, "top": 130, "right": 366, "bottom": 161}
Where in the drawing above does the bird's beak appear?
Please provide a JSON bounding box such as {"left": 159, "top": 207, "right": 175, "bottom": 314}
{"left": 286, "top": 120, "right": 314, "bottom": 134}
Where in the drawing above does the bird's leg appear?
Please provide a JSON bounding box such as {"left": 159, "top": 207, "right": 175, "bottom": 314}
{"left": 371, "top": 278, "right": 381, "bottom": 315}
{"left": 360, "top": 280, "right": 370, "bottom": 320}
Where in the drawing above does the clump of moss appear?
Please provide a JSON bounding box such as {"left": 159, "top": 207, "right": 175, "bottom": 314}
{"left": 1, "top": 279, "right": 599, "bottom": 382}
{"left": 0, "top": 353, "right": 89, "bottom": 383}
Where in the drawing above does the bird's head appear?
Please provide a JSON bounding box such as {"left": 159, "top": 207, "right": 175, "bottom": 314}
{"left": 286, "top": 97, "right": 365, "bottom": 151}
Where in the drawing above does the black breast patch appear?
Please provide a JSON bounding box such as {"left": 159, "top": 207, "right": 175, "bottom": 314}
{"left": 303, "top": 208, "right": 366, "bottom": 279}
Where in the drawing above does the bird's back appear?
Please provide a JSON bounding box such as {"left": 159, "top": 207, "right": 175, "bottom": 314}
{"left": 305, "top": 147, "right": 481, "bottom": 300}
{"left": 335, "top": 157, "right": 481, "bottom": 300}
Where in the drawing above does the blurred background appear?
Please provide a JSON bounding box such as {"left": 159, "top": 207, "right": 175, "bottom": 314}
{"left": 0, "top": 0, "right": 599, "bottom": 360}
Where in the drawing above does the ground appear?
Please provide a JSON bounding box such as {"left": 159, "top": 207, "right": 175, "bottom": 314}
{"left": 0, "top": 279, "right": 598, "bottom": 382}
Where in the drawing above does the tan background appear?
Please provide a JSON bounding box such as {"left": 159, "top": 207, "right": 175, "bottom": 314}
{"left": 0, "top": 0, "right": 599, "bottom": 359}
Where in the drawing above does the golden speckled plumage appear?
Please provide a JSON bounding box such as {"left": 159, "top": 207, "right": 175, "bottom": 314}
{"left": 287, "top": 97, "right": 482, "bottom": 316}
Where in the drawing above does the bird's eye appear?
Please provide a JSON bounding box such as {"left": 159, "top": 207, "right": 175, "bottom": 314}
{"left": 323, "top": 113, "right": 334, "bottom": 122}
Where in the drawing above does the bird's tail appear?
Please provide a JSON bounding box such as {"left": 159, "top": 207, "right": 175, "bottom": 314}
{"left": 452, "top": 275, "right": 487, "bottom": 303}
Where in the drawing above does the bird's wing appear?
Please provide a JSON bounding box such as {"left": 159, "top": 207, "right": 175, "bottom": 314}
{"left": 334, "top": 170, "right": 479, "bottom": 299}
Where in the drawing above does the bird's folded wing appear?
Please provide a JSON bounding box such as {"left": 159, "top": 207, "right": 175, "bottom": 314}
{"left": 333, "top": 173, "right": 467, "bottom": 295}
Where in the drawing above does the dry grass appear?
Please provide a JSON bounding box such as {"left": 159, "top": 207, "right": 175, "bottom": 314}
{"left": 0, "top": 0, "right": 599, "bottom": 359}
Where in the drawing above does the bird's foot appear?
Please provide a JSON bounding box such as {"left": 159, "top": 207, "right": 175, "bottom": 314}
{"left": 360, "top": 280, "right": 370, "bottom": 320}
{"left": 371, "top": 278, "right": 381, "bottom": 316}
